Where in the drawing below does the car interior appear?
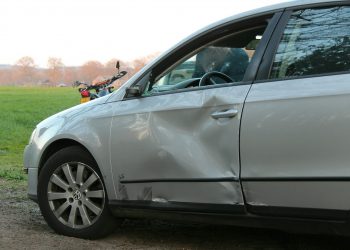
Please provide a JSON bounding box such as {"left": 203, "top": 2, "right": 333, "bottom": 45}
{"left": 146, "top": 25, "right": 267, "bottom": 95}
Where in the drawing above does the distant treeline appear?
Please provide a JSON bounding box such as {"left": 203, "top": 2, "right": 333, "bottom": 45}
{"left": 0, "top": 54, "right": 159, "bottom": 87}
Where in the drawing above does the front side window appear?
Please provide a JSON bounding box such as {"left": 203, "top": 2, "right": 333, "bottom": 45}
{"left": 146, "top": 25, "right": 267, "bottom": 95}
{"left": 270, "top": 6, "right": 350, "bottom": 79}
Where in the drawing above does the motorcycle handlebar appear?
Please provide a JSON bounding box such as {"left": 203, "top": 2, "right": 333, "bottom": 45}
{"left": 74, "top": 71, "right": 127, "bottom": 90}
{"left": 94, "top": 70, "right": 127, "bottom": 87}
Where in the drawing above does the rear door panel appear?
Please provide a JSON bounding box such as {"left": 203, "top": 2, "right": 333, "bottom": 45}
{"left": 241, "top": 73, "right": 350, "bottom": 210}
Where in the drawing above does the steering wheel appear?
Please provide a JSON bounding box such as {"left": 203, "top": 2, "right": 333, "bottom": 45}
{"left": 199, "top": 71, "right": 234, "bottom": 86}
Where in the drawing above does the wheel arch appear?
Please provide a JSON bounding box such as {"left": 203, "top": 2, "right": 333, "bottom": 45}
{"left": 38, "top": 139, "right": 98, "bottom": 176}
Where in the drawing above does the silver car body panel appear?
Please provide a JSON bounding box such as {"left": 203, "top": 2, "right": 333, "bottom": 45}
{"left": 241, "top": 73, "right": 350, "bottom": 210}
{"left": 110, "top": 85, "right": 250, "bottom": 205}
{"left": 119, "top": 182, "right": 244, "bottom": 204}
{"left": 243, "top": 181, "right": 350, "bottom": 210}
{"left": 25, "top": 96, "right": 118, "bottom": 199}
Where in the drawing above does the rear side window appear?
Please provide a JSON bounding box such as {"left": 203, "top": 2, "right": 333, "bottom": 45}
{"left": 270, "top": 6, "right": 350, "bottom": 79}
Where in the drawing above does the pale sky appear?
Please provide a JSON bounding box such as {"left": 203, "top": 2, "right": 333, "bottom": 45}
{"left": 0, "top": 0, "right": 291, "bottom": 67}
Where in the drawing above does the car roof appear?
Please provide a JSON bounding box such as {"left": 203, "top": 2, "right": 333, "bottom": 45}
{"left": 229, "top": 0, "right": 342, "bottom": 18}
{"left": 198, "top": 0, "right": 344, "bottom": 36}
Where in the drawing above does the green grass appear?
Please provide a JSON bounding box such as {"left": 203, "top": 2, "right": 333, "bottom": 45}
{"left": 0, "top": 86, "right": 79, "bottom": 181}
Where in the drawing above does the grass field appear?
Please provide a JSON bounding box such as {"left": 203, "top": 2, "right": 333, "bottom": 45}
{"left": 0, "top": 86, "right": 79, "bottom": 181}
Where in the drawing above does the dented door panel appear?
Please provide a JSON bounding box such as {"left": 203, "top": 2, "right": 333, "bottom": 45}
{"left": 110, "top": 84, "right": 250, "bottom": 205}
{"left": 117, "top": 182, "right": 243, "bottom": 205}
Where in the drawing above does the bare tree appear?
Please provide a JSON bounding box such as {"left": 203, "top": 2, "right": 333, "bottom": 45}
{"left": 104, "top": 58, "right": 125, "bottom": 75}
{"left": 47, "top": 57, "right": 64, "bottom": 85}
{"left": 14, "top": 56, "right": 36, "bottom": 84}
{"left": 80, "top": 60, "right": 103, "bottom": 82}
{"left": 0, "top": 69, "right": 13, "bottom": 85}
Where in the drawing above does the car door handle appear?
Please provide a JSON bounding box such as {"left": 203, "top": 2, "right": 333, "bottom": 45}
{"left": 211, "top": 109, "right": 239, "bottom": 119}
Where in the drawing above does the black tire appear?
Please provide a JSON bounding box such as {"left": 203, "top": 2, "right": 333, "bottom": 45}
{"left": 38, "top": 145, "right": 117, "bottom": 239}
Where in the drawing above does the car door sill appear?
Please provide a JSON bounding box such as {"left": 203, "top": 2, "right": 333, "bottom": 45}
{"left": 109, "top": 201, "right": 349, "bottom": 236}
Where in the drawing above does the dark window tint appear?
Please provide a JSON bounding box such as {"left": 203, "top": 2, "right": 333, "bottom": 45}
{"left": 270, "top": 6, "right": 350, "bottom": 79}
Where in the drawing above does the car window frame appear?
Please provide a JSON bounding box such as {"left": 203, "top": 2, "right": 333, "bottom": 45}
{"left": 122, "top": 11, "right": 283, "bottom": 101}
{"left": 255, "top": 2, "right": 350, "bottom": 83}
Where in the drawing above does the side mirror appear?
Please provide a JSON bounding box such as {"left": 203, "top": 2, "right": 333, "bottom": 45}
{"left": 126, "top": 86, "right": 142, "bottom": 96}
{"left": 125, "top": 71, "right": 151, "bottom": 98}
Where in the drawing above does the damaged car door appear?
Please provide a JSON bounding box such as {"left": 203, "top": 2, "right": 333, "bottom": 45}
{"left": 109, "top": 14, "right": 277, "bottom": 211}
{"left": 111, "top": 85, "right": 247, "bottom": 208}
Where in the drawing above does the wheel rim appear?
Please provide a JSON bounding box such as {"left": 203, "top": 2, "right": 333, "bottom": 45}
{"left": 47, "top": 162, "right": 105, "bottom": 229}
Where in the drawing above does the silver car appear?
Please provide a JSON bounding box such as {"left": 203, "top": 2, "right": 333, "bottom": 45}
{"left": 24, "top": 0, "right": 350, "bottom": 239}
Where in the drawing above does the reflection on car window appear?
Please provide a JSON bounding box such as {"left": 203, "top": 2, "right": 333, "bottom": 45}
{"left": 147, "top": 26, "right": 267, "bottom": 95}
{"left": 270, "top": 6, "right": 350, "bottom": 79}
{"left": 156, "top": 56, "right": 196, "bottom": 86}
{"left": 192, "top": 47, "right": 249, "bottom": 82}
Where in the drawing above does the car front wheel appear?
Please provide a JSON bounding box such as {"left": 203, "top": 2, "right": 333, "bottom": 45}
{"left": 37, "top": 145, "right": 117, "bottom": 239}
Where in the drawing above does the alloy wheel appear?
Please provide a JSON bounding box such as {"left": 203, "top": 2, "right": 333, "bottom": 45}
{"left": 47, "top": 162, "right": 105, "bottom": 229}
